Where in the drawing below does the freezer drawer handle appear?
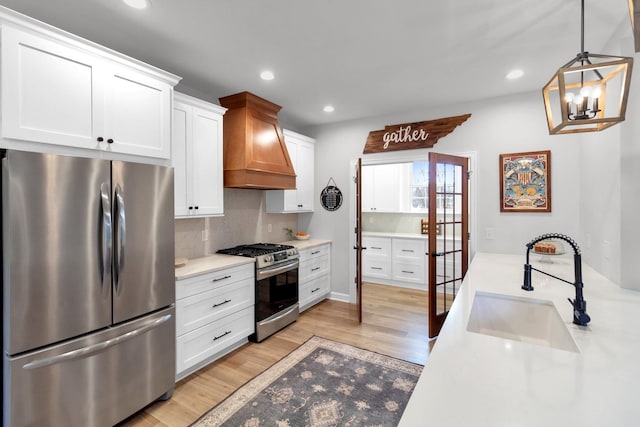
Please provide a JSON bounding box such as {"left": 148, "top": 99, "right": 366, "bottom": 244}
{"left": 212, "top": 275, "right": 232, "bottom": 282}
{"left": 213, "top": 330, "right": 232, "bottom": 341}
{"left": 22, "top": 313, "right": 173, "bottom": 370}
{"left": 212, "top": 299, "right": 232, "bottom": 308}
{"left": 311, "top": 287, "right": 321, "bottom": 293}
{"left": 311, "top": 251, "right": 321, "bottom": 255}
{"left": 311, "top": 267, "right": 321, "bottom": 272}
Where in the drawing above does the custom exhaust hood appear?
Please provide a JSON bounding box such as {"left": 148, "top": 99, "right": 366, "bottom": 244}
{"left": 219, "top": 91, "right": 296, "bottom": 190}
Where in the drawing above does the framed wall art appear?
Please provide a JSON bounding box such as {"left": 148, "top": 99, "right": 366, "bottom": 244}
{"left": 500, "top": 150, "right": 551, "bottom": 212}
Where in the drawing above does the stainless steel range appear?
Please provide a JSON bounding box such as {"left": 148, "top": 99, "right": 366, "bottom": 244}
{"left": 217, "top": 243, "right": 299, "bottom": 342}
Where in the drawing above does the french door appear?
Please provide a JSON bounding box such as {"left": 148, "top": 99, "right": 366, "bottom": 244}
{"left": 428, "top": 152, "right": 469, "bottom": 338}
{"left": 354, "top": 158, "right": 363, "bottom": 323}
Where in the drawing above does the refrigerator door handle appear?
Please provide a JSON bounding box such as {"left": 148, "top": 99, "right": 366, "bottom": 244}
{"left": 22, "top": 313, "right": 173, "bottom": 370}
{"left": 114, "top": 184, "right": 127, "bottom": 294}
{"left": 100, "top": 182, "right": 112, "bottom": 294}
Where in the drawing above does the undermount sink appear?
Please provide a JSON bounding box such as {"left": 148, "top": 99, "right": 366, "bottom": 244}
{"left": 466, "top": 291, "right": 580, "bottom": 353}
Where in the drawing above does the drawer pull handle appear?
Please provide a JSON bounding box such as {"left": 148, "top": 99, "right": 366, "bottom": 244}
{"left": 212, "top": 299, "right": 231, "bottom": 308}
{"left": 311, "top": 287, "right": 321, "bottom": 293}
{"left": 436, "top": 274, "right": 450, "bottom": 278}
{"left": 212, "top": 275, "right": 232, "bottom": 282}
{"left": 311, "top": 251, "right": 320, "bottom": 255}
{"left": 311, "top": 267, "right": 321, "bottom": 272}
{"left": 402, "top": 270, "right": 414, "bottom": 274}
{"left": 213, "top": 330, "right": 232, "bottom": 341}
{"left": 401, "top": 249, "right": 414, "bottom": 252}
{"left": 371, "top": 267, "right": 382, "bottom": 270}
{"left": 371, "top": 246, "right": 382, "bottom": 250}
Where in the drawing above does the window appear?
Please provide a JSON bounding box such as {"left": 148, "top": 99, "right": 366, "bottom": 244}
{"left": 411, "top": 161, "right": 428, "bottom": 211}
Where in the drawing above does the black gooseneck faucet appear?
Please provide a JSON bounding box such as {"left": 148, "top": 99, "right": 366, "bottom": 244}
{"left": 522, "top": 233, "right": 591, "bottom": 326}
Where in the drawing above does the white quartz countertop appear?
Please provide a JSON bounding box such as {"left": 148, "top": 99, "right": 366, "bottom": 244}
{"left": 362, "top": 231, "right": 461, "bottom": 241}
{"left": 175, "top": 254, "right": 254, "bottom": 281}
{"left": 399, "top": 252, "right": 640, "bottom": 427}
{"left": 281, "top": 239, "right": 332, "bottom": 250}
{"left": 362, "top": 231, "right": 427, "bottom": 239}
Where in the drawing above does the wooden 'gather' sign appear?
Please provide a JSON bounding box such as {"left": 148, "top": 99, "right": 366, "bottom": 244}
{"left": 363, "top": 114, "right": 471, "bottom": 154}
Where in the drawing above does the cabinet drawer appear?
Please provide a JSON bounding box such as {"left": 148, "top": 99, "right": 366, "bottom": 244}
{"left": 392, "top": 239, "right": 426, "bottom": 264}
{"left": 435, "top": 259, "right": 463, "bottom": 281}
{"left": 176, "top": 263, "right": 254, "bottom": 300}
{"left": 176, "top": 277, "right": 254, "bottom": 336}
{"left": 300, "top": 275, "right": 330, "bottom": 308}
{"left": 393, "top": 262, "right": 426, "bottom": 285}
{"left": 176, "top": 306, "right": 254, "bottom": 375}
{"left": 362, "top": 237, "right": 391, "bottom": 258}
{"left": 299, "top": 243, "right": 330, "bottom": 261}
{"left": 363, "top": 258, "right": 391, "bottom": 279}
{"left": 300, "top": 255, "right": 329, "bottom": 282}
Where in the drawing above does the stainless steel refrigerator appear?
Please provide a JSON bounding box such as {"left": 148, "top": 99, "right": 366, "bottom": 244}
{"left": 2, "top": 150, "right": 176, "bottom": 427}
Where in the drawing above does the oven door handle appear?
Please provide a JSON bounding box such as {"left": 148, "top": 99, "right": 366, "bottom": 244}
{"left": 257, "top": 259, "right": 299, "bottom": 280}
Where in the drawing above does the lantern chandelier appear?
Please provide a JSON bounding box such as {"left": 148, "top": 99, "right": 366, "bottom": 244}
{"left": 542, "top": 0, "right": 633, "bottom": 135}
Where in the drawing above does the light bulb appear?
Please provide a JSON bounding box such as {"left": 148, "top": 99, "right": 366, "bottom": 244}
{"left": 580, "top": 86, "right": 591, "bottom": 97}
{"left": 574, "top": 95, "right": 584, "bottom": 105}
{"left": 260, "top": 70, "right": 274, "bottom": 81}
{"left": 122, "top": 0, "right": 149, "bottom": 9}
{"left": 592, "top": 86, "right": 602, "bottom": 98}
{"left": 565, "top": 92, "right": 575, "bottom": 102}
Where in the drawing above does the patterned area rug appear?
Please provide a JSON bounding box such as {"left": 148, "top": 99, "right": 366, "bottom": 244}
{"left": 191, "top": 336, "right": 423, "bottom": 427}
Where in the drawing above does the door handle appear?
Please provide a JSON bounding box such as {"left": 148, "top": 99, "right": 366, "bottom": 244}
{"left": 431, "top": 252, "right": 445, "bottom": 257}
{"left": 100, "top": 182, "right": 112, "bottom": 296}
{"left": 353, "top": 246, "right": 368, "bottom": 250}
{"left": 114, "top": 184, "right": 126, "bottom": 294}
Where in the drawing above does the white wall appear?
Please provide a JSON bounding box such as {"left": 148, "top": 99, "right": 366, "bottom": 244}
{"left": 620, "top": 47, "right": 640, "bottom": 290}
{"left": 301, "top": 91, "right": 597, "bottom": 300}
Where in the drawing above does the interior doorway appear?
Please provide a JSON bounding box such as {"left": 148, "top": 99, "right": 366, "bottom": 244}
{"left": 350, "top": 151, "right": 477, "bottom": 335}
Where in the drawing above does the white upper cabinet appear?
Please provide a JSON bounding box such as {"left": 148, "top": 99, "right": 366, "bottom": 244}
{"left": 173, "top": 92, "right": 226, "bottom": 218}
{"left": 362, "top": 163, "right": 408, "bottom": 212}
{"left": 0, "top": 20, "right": 179, "bottom": 160}
{"left": 265, "top": 129, "right": 315, "bottom": 213}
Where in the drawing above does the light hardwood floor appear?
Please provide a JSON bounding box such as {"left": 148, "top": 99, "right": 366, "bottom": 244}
{"left": 118, "top": 282, "right": 432, "bottom": 426}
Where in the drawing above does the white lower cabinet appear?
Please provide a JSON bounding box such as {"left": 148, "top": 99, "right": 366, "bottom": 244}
{"left": 363, "top": 235, "right": 427, "bottom": 289}
{"left": 175, "top": 262, "right": 254, "bottom": 380}
{"left": 298, "top": 243, "right": 331, "bottom": 311}
{"left": 362, "top": 237, "right": 392, "bottom": 280}
{"left": 391, "top": 238, "right": 427, "bottom": 285}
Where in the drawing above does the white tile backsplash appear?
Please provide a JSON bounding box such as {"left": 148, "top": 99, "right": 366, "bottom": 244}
{"left": 175, "top": 188, "right": 298, "bottom": 260}
{"left": 362, "top": 212, "right": 426, "bottom": 234}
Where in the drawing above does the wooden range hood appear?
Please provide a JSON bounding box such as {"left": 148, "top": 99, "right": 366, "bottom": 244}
{"left": 219, "top": 91, "right": 296, "bottom": 190}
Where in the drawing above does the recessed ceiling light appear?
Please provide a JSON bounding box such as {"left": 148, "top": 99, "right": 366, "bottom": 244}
{"left": 506, "top": 69, "right": 524, "bottom": 80}
{"left": 323, "top": 105, "right": 335, "bottom": 113}
{"left": 260, "top": 70, "right": 275, "bottom": 81}
{"left": 123, "top": 0, "right": 150, "bottom": 9}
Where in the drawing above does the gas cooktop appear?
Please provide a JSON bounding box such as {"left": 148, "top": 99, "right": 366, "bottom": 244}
{"left": 217, "top": 243, "right": 298, "bottom": 269}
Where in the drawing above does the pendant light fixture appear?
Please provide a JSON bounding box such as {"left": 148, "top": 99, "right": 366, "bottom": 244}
{"left": 542, "top": 0, "right": 633, "bottom": 135}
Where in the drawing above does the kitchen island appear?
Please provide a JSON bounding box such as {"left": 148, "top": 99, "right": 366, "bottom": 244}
{"left": 399, "top": 252, "right": 640, "bottom": 426}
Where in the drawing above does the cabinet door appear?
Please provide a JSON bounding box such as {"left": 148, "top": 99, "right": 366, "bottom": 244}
{"left": 361, "top": 166, "right": 375, "bottom": 211}
{"left": 172, "top": 101, "right": 191, "bottom": 217}
{"left": 103, "top": 64, "right": 172, "bottom": 159}
{"left": 1, "top": 26, "right": 103, "bottom": 149}
{"left": 191, "top": 106, "right": 224, "bottom": 216}
{"left": 373, "top": 164, "right": 402, "bottom": 212}
{"left": 282, "top": 140, "right": 300, "bottom": 211}
{"left": 296, "top": 140, "right": 315, "bottom": 211}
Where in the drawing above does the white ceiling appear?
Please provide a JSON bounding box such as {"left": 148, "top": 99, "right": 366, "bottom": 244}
{"left": 0, "top": 0, "right": 632, "bottom": 130}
